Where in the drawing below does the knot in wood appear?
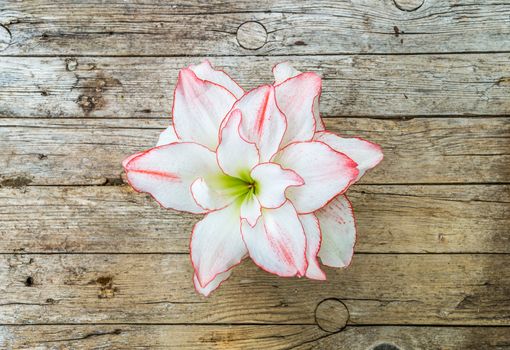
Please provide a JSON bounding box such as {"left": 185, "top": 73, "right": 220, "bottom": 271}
{"left": 314, "top": 298, "right": 349, "bottom": 332}
{"left": 65, "top": 58, "right": 78, "bottom": 71}
{"left": 0, "top": 24, "right": 12, "bottom": 51}
{"left": 393, "top": 0, "right": 424, "bottom": 12}
{"left": 236, "top": 21, "right": 267, "bottom": 50}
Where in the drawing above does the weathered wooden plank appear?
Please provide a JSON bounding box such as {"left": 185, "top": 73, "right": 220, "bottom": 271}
{"left": 0, "top": 254, "right": 508, "bottom": 325}
{"left": 1, "top": 0, "right": 510, "bottom": 55}
{"left": 1, "top": 55, "right": 509, "bottom": 119}
{"left": 1, "top": 117, "right": 508, "bottom": 185}
{"left": 0, "top": 185, "right": 508, "bottom": 254}
{"left": 1, "top": 325, "right": 510, "bottom": 349}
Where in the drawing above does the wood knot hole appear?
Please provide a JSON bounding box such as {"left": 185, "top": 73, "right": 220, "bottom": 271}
{"left": 0, "top": 24, "right": 12, "bottom": 51}
{"left": 25, "top": 276, "right": 34, "bottom": 287}
{"left": 65, "top": 58, "right": 78, "bottom": 71}
{"left": 314, "top": 298, "right": 349, "bottom": 332}
{"left": 393, "top": 0, "right": 424, "bottom": 12}
{"left": 236, "top": 21, "right": 267, "bottom": 50}
{"left": 373, "top": 343, "right": 401, "bottom": 350}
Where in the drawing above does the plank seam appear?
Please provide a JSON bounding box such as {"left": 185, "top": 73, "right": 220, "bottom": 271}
{"left": 2, "top": 51, "right": 510, "bottom": 58}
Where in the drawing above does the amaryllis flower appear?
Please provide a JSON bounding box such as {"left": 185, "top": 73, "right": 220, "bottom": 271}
{"left": 123, "top": 61, "right": 383, "bottom": 296}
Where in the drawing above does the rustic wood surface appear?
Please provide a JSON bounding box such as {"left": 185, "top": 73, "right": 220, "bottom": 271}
{"left": 1, "top": 118, "right": 509, "bottom": 185}
{"left": 0, "top": 185, "right": 508, "bottom": 254}
{"left": 3, "top": 326, "right": 510, "bottom": 350}
{"left": 1, "top": 55, "right": 510, "bottom": 118}
{"left": 2, "top": 0, "right": 510, "bottom": 55}
{"left": 1, "top": 254, "right": 509, "bottom": 325}
{"left": 0, "top": 0, "right": 509, "bottom": 348}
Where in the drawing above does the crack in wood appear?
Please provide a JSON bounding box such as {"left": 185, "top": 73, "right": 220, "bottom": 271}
{"left": 35, "top": 329, "right": 122, "bottom": 344}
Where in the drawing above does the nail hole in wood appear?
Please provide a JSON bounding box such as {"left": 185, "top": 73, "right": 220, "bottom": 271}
{"left": 25, "top": 276, "right": 34, "bottom": 287}
{"left": 314, "top": 298, "right": 349, "bottom": 332}
{"left": 393, "top": 0, "right": 424, "bottom": 12}
{"left": 373, "top": 343, "right": 401, "bottom": 350}
{"left": 0, "top": 24, "right": 12, "bottom": 51}
{"left": 236, "top": 21, "right": 267, "bottom": 50}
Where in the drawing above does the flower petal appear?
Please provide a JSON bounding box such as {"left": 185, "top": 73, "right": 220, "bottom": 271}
{"left": 190, "top": 60, "right": 244, "bottom": 99}
{"left": 156, "top": 126, "right": 180, "bottom": 146}
{"left": 122, "top": 151, "right": 145, "bottom": 169}
{"left": 250, "top": 162, "right": 304, "bottom": 209}
{"left": 272, "top": 62, "right": 325, "bottom": 132}
{"left": 193, "top": 270, "right": 231, "bottom": 297}
{"left": 273, "top": 141, "right": 359, "bottom": 213}
{"left": 217, "top": 109, "right": 260, "bottom": 178}
{"left": 275, "top": 72, "right": 322, "bottom": 146}
{"left": 272, "top": 62, "right": 300, "bottom": 84}
{"left": 299, "top": 213, "right": 326, "bottom": 280}
{"left": 317, "top": 195, "right": 356, "bottom": 268}
{"left": 313, "top": 95, "right": 325, "bottom": 131}
{"left": 172, "top": 68, "right": 237, "bottom": 149}
{"left": 191, "top": 203, "right": 247, "bottom": 287}
{"left": 314, "top": 131, "right": 383, "bottom": 181}
{"left": 241, "top": 201, "right": 307, "bottom": 277}
{"left": 190, "top": 177, "right": 232, "bottom": 211}
{"left": 240, "top": 193, "right": 262, "bottom": 227}
{"left": 228, "top": 85, "right": 287, "bottom": 162}
{"left": 124, "top": 142, "right": 220, "bottom": 214}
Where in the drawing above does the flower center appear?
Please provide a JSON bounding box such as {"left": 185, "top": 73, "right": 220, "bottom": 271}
{"left": 215, "top": 172, "right": 258, "bottom": 199}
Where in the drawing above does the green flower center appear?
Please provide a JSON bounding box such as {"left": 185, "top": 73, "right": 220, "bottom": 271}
{"left": 211, "top": 170, "right": 259, "bottom": 205}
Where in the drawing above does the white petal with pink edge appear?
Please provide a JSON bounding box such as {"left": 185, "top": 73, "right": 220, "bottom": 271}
{"left": 299, "top": 213, "right": 326, "bottom": 280}
{"left": 190, "top": 60, "right": 244, "bottom": 99}
{"left": 314, "top": 131, "right": 383, "bottom": 181}
{"left": 272, "top": 62, "right": 325, "bottom": 132}
{"left": 312, "top": 95, "right": 325, "bottom": 131}
{"left": 250, "top": 162, "right": 304, "bottom": 209}
{"left": 124, "top": 142, "right": 220, "bottom": 214}
{"left": 172, "top": 68, "right": 237, "bottom": 149}
{"left": 240, "top": 193, "right": 262, "bottom": 227}
{"left": 191, "top": 203, "right": 247, "bottom": 287}
{"left": 317, "top": 195, "right": 356, "bottom": 268}
{"left": 272, "top": 62, "right": 301, "bottom": 84}
{"left": 217, "top": 109, "right": 260, "bottom": 178}
{"left": 241, "top": 201, "right": 307, "bottom": 277}
{"left": 156, "top": 126, "right": 180, "bottom": 146}
{"left": 228, "top": 85, "right": 287, "bottom": 162}
{"left": 193, "top": 270, "right": 232, "bottom": 297}
{"left": 190, "top": 177, "right": 233, "bottom": 211}
{"left": 273, "top": 141, "right": 359, "bottom": 214}
{"left": 275, "top": 72, "right": 321, "bottom": 146}
{"left": 122, "top": 151, "right": 145, "bottom": 169}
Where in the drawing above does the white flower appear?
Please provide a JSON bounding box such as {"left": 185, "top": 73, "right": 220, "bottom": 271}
{"left": 123, "top": 61, "right": 383, "bottom": 296}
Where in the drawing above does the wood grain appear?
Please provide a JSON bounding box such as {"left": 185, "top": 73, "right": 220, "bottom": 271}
{"left": 0, "top": 185, "right": 508, "bottom": 254}
{"left": 1, "top": 0, "right": 509, "bottom": 346}
{"left": 1, "top": 55, "right": 509, "bottom": 119}
{"left": 1, "top": 117, "right": 508, "bottom": 186}
{"left": 0, "top": 254, "right": 508, "bottom": 325}
{"left": 1, "top": 0, "right": 510, "bottom": 55}
{"left": 1, "top": 325, "right": 509, "bottom": 349}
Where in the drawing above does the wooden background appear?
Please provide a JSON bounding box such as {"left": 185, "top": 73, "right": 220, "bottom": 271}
{"left": 0, "top": 0, "right": 509, "bottom": 348}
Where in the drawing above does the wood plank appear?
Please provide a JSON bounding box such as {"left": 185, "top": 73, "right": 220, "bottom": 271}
{"left": 1, "top": 325, "right": 510, "bottom": 349}
{"left": 0, "top": 254, "right": 508, "bottom": 325}
{"left": 1, "top": 55, "right": 509, "bottom": 119}
{"left": 1, "top": 117, "right": 509, "bottom": 186}
{"left": 0, "top": 185, "right": 508, "bottom": 254}
{"left": 1, "top": 1, "right": 510, "bottom": 55}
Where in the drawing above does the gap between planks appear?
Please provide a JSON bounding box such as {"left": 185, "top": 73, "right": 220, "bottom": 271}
{"left": 3, "top": 51, "right": 510, "bottom": 58}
